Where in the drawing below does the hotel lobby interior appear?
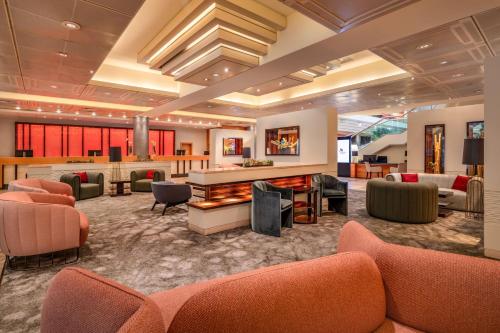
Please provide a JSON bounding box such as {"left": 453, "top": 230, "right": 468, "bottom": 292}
{"left": 1, "top": 0, "right": 500, "bottom": 332}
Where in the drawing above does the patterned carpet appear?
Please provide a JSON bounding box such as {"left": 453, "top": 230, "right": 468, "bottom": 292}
{"left": 0, "top": 186, "right": 484, "bottom": 332}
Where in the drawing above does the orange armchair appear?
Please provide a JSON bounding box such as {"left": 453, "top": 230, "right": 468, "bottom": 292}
{"left": 0, "top": 192, "right": 88, "bottom": 258}
{"left": 8, "top": 178, "right": 73, "bottom": 196}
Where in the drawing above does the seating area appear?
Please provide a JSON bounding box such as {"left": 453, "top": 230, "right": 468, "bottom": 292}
{"left": 1, "top": 1, "right": 500, "bottom": 332}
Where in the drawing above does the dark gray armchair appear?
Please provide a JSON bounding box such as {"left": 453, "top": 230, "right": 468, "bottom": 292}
{"left": 312, "top": 174, "right": 348, "bottom": 216}
{"left": 251, "top": 181, "right": 293, "bottom": 237}
{"left": 151, "top": 181, "right": 192, "bottom": 215}
{"left": 131, "top": 169, "right": 166, "bottom": 192}
{"left": 60, "top": 173, "right": 104, "bottom": 201}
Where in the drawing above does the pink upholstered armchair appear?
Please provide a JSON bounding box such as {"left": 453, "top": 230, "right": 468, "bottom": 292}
{"left": 8, "top": 178, "right": 73, "bottom": 196}
{"left": 0, "top": 192, "right": 88, "bottom": 259}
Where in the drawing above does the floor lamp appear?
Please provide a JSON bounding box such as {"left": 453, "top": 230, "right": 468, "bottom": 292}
{"left": 109, "top": 146, "right": 122, "bottom": 181}
{"left": 462, "top": 138, "right": 484, "bottom": 218}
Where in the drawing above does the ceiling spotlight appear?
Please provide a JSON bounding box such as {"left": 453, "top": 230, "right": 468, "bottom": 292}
{"left": 122, "top": 114, "right": 127, "bottom": 119}
{"left": 411, "top": 76, "right": 415, "bottom": 80}
{"left": 91, "top": 112, "right": 96, "bottom": 116}
{"left": 440, "top": 60, "right": 448, "bottom": 65}
{"left": 416, "top": 43, "right": 432, "bottom": 50}
{"left": 50, "top": 85, "right": 58, "bottom": 89}
{"left": 212, "top": 73, "right": 219, "bottom": 77}
{"left": 178, "top": 119, "right": 182, "bottom": 123}
{"left": 37, "top": 107, "right": 42, "bottom": 112}
{"left": 108, "top": 113, "right": 112, "bottom": 117}
{"left": 57, "top": 51, "right": 68, "bottom": 58}
{"left": 15, "top": 105, "right": 21, "bottom": 110}
{"left": 377, "top": 93, "right": 382, "bottom": 96}
{"left": 452, "top": 73, "right": 464, "bottom": 78}
{"left": 208, "top": 121, "right": 212, "bottom": 125}
{"left": 61, "top": 21, "right": 80, "bottom": 30}
{"left": 104, "top": 92, "right": 111, "bottom": 95}
{"left": 56, "top": 109, "right": 62, "bottom": 114}
{"left": 167, "top": 118, "right": 171, "bottom": 122}
{"left": 278, "top": 82, "right": 283, "bottom": 86}
{"left": 256, "top": 88, "right": 261, "bottom": 93}
{"left": 199, "top": 120, "right": 202, "bottom": 124}
{"left": 75, "top": 111, "right": 79, "bottom": 115}
{"left": 224, "top": 67, "right": 229, "bottom": 73}
{"left": 204, "top": 77, "right": 208, "bottom": 81}
{"left": 155, "top": 117, "right": 159, "bottom": 121}
{"left": 89, "top": 70, "right": 94, "bottom": 74}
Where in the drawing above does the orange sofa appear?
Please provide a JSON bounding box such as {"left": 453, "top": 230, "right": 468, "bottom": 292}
{"left": 41, "top": 221, "right": 500, "bottom": 333}
{"left": 0, "top": 191, "right": 88, "bottom": 258}
{"left": 8, "top": 178, "right": 73, "bottom": 196}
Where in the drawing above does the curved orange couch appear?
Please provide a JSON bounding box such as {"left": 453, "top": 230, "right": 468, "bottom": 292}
{"left": 8, "top": 178, "right": 73, "bottom": 196}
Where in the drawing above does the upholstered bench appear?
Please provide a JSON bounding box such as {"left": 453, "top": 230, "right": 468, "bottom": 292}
{"left": 366, "top": 179, "right": 438, "bottom": 223}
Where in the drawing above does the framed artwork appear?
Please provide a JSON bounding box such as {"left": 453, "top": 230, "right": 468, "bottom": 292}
{"left": 466, "top": 121, "right": 485, "bottom": 176}
{"left": 265, "top": 126, "right": 300, "bottom": 156}
{"left": 424, "top": 124, "right": 445, "bottom": 174}
{"left": 222, "top": 138, "right": 243, "bottom": 156}
{"left": 467, "top": 121, "right": 484, "bottom": 139}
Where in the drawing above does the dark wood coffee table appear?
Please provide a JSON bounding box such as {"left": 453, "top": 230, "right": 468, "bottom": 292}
{"left": 110, "top": 180, "right": 131, "bottom": 197}
{"left": 438, "top": 190, "right": 453, "bottom": 217}
{"left": 293, "top": 186, "right": 318, "bottom": 224}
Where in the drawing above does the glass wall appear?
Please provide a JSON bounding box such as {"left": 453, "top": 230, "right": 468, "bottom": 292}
{"left": 15, "top": 122, "right": 175, "bottom": 158}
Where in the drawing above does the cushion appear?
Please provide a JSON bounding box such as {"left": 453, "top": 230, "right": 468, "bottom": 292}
{"left": 452, "top": 175, "right": 470, "bottom": 192}
{"left": 401, "top": 173, "right": 418, "bottom": 182}
{"left": 146, "top": 170, "right": 155, "bottom": 179}
{"left": 74, "top": 172, "right": 88, "bottom": 183}
{"left": 323, "top": 189, "right": 346, "bottom": 197}
{"left": 280, "top": 199, "right": 293, "bottom": 209}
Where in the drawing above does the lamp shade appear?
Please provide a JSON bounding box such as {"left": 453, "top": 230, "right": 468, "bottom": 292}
{"left": 462, "top": 138, "right": 484, "bottom": 165}
{"left": 242, "top": 147, "right": 251, "bottom": 158}
{"left": 109, "top": 146, "right": 122, "bottom": 162}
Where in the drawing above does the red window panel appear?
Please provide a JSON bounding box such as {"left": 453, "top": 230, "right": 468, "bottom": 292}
{"left": 83, "top": 127, "right": 102, "bottom": 156}
{"left": 16, "top": 124, "right": 23, "bottom": 150}
{"left": 68, "top": 126, "right": 83, "bottom": 156}
{"left": 163, "top": 130, "right": 174, "bottom": 156}
{"left": 30, "top": 124, "right": 44, "bottom": 157}
{"left": 45, "top": 125, "right": 63, "bottom": 157}
{"left": 23, "top": 124, "right": 30, "bottom": 150}
{"left": 149, "top": 130, "right": 160, "bottom": 155}
{"left": 110, "top": 128, "right": 128, "bottom": 158}
{"left": 102, "top": 128, "right": 109, "bottom": 156}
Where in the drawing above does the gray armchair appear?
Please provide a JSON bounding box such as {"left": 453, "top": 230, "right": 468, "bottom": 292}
{"left": 131, "top": 169, "right": 165, "bottom": 192}
{"left": 312, "top": 174, "right": 348, "bottom": 216}
{"left": 60, "top": 173, "right": 104, "bottom": 201}
{"left": 151, "top": 181, "right": 192, "bottom": 215}
{"left": 251, "top": 181, "right": 293, "bottom": 237}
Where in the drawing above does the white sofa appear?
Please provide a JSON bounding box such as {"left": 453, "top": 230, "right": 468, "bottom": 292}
{"left": 385, "top": 173, "right": 483, "bottom": 212}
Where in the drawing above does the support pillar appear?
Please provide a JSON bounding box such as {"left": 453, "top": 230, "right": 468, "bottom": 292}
{"left": 484, "top": 56, "right": 500, "bottom": 259}
{"left": 133, "top": 116, "right": 149, "bottom": 161}
{"left": 326, "top": 107, "right": 338, "bottom": 176}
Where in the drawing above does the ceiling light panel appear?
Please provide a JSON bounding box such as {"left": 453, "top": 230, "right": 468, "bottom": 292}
{"left": 138, "top": 0, "right": 286, "bottom": 86}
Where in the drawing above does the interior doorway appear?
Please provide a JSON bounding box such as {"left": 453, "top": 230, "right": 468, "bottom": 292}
{"left": 180, "top": 142, "right": 193, "bottom": 155}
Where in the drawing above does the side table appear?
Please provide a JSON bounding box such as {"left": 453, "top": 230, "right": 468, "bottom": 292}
{"left": 293, "top": 186, "right": 319, "bottom": 224}
{"left": 110, "top": 180, "right": 132, "bottom": 197}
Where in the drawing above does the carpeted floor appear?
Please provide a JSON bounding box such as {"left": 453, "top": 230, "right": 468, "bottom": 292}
{"left": 0, "top": 186, "right": 484, "bottom": 332}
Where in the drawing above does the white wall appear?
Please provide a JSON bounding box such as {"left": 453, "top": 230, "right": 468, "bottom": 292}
{"left": 255, "top": 108, "right": 328, "bottom": 165}
{"left": 209, "top": 128, "right": 254, "bottom": 166}
{"left": 407, "top": 104, "right": 484, "bottom": 174}
{"left": 174, "top": 127, "right": 207, "bottom": 155}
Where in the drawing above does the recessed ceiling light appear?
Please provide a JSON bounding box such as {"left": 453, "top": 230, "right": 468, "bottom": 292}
{"left": 278, "top": 82, "right": 283, "bottom": 86}
{"left": 308, "top": 101, "right": 312, "bottom": 105}
{"left": 224, "top": 67, "right": 229, "bottom": 73}
{"left": 416, "top": 43, "right": 432, "bottom": 50}
{"left": 155, "top": 117, "right": 159, "bottom": 121}
{"left": 37, "top": 107, "right": 42, "bottom": 112}
{"left": 56, "top": 109, "right": 62, "bottom": 114}
{"left": 91, "top": 112, "right": 96, "bottom": 116}
{"left": 122, "top": 114, "right": 127, "bottom": 119}
{"left": 108, "top": 113, "right": 112, "bottom": 117}
{"left": 440, "top": 60, "right": 448, "bottom": 65}
{"left": 179, "top": 119, "right": 182, "bottom": 123}
{"left": 208, "top": 121, "right": 212, "bottom": 125}
{"left": 212, "top": 73, "right": 219, "bottom": 77}
{"left": 300, "top": 106, "right": 304, "bottom": 110}
{"left": 57, "top": 51, "right": 68, "bottom": 58}
{"left": 475, "top": 89, "right": 482, "bottom": 93}
{"left": 199, "top": 120, "right": 202, "bottom": 124}
{"left": 89, "top": 70, "right": 94, "bottom": 74}
{"left": 167, "top": 118, "right": 171, "bottom": 122}
{"left": 104, "top": 92, "right": 111, "bottom": 95}
{"left": 61, "top": 21, "right": 80, "bottom": 30}
{"left": 75, "top": 111, "right": 79, "bottom": 115}
{"left": 256, "top": 88, "right": 260, "bottom": 92}
{"left": 15, "top": 106, "right": 21, "bottom": 110}
{"left": 204, "top": 77, "right": 208, "bottom": 81}
{"left": 207, "top": 105, "right": 213, "bottom": 108}
{"left": 452, "top": 73, "right": 464, "bottom": 78}
{"left": 50, "top": 85, "right": 58, "bottom": 89}
{"left": 377, "top": 93, "right": 382, "bottom": 96}
{"left": 73, "top": 118, "right": 77, "bottom": 121}
{"left": 411, "top": 76, "right": 415, "bottom": 80}
{"left": 149, "top": 98, "right": 155, "bottom": 101}
{"left": 189, "top": 120, "right": 192, "bottom": 124}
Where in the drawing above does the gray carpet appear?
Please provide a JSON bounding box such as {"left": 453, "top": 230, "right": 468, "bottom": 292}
{"left": 0, "top": 189, "right": 484, "bottom": 332}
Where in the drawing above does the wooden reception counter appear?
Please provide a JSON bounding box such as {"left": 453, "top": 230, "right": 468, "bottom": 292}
{"left": 350, "top": 162, "right": 400, "bottom": 178}
{"left": 187, "top": 163, "right": 327, "bottom": 235}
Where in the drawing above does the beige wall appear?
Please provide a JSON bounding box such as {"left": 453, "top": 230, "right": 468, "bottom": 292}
{"left": 407, "top": 104, "right": 484, "bottom": 175}
{"left": 209, "top": 128, "right": 254, "bottom": 167}
{"left": 0, "top": 116, "right": 16, "bottom": 156}
{"left": 376, "top": 144, "right": 407, "bottom": 164}
{"left": 255, "top": 108, "right": 330, "bottom": 165}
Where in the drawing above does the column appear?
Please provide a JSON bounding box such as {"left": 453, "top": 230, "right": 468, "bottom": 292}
{"left": 484, "top": 56, "right": 500, "bottom": 259}
{"left": 133, "top": 116, "right": 149, "bottom": 161}
{"left": 325, "top": 107, "right": 338, "bottom": 176}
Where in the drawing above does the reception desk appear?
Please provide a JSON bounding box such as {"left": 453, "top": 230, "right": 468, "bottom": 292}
{"left": 350, "top": 163, "right": 402, "bottom": 179}
{"left": 187, "top": 163, "right": 327, "bottom": 235}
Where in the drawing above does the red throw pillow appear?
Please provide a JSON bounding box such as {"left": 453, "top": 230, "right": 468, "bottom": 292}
{"left": 146, "top": 170, "right": 155, "bottom": 179}
{"left": 74, "top": 172, "right": 88, "bottom": 183}
{"left": 452, "top": 175, "right": 471, "bottom": 192}
{"left": 401, "top": 173, "right": 418, "bottom": 183}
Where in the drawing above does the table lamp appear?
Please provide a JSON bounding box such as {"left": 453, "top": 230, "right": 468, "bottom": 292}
{"left": 109, "top": 146, "right": 122, "bottom": 181}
